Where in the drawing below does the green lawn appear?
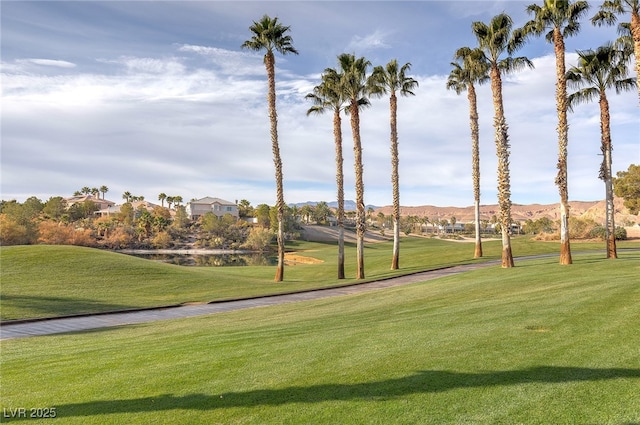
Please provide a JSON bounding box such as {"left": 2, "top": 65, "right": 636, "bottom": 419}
{"left": 1, "top": 237, "right": 634, "bottom": 320}
{"left": 1, "top": 251, "right": 639, "bottom": 423}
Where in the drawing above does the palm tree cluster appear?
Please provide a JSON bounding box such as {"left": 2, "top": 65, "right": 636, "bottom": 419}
{"left": 243, "top": 4, "right": 635, "bottom": 280}
{"left": 73, "top": 185, "right": 109, "bottom": 200}
{"left": 447, "top": 2, "right": 635, "bottom": 268}
{"left": 305, "top": 55, "right": 418, "bottom": 279}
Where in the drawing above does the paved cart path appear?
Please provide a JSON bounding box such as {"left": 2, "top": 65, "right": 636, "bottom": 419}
{"left": 5, "top": 251, "right": 604, "bottom": 341}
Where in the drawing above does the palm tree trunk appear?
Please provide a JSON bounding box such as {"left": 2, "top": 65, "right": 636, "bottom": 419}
{"left": 490, "top": 65, "right": 514, "bottom": 268}
{"left": 468, "top": 84, "right": 482, "bottom": 258}
{"left": 632, "top": 10, "right": 640, "bottom": 104}
{"left": 554, "top": 28, "right": 573, "bottom": 265}
{"left": 600, "top": 93, "right": 617, "bottom": 259}
{"left": 390, "top": 93, "right": 400, "bottom": 270}
{"left": 265, "top": 51, "right": 286, "bottom": 281}
{"left": 350, "top": 101, "right": 366, "bottom": 279}
{"left": 334, "top": 109, "right": 345, "bottom": 279}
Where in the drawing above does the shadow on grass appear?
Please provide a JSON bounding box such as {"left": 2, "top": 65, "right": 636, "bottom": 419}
{"left": 9, "top": 366, "right": 638, "bottom": 420}
{"left": 0, "top": 295, "right": 135, "bottom": 321}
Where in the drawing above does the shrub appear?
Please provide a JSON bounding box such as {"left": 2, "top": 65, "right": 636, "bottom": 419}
{"left": 152, "top": 231, "right": 173, "bottom": 249}
{"left": 0, "top": 214, "right": 30, "bottom": 245}
{"left": 242, "top": 227, "right": 274, "bottom": 251}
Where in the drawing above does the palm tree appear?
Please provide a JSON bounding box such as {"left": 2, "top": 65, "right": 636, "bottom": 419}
{"left": 472, "top": 13, "right": 534, "bottom": 268}
{"left": 447, "top": 46, "right": 490, "bottom": 259}
{"left": 306, "top": 68, "right": 348, "bottom": 279}
{"left": 371, "top": 60, "right": 419, "bottom": 270}
{"left": 122, "top": 191, "right": 132, "bottom": 203}
{"left": 519, "top": 0, "right": 590, "bottom": 265}
{"left": 592, "top": 0, "right": 640, "bottom": 103}
{"left": 566, "top": 43, "right": 636, "bottom": 259}
{"left": 100, "top": 185, "right": 109, "bottom": 200}
{"left": 242, "top": 15, "right": 298, "bottom": 282}
{"left": 337, "top": 53, "right": 377, "bottom": 279}
{"left": 158, "top": 193, "right": 167, "bottom": 207}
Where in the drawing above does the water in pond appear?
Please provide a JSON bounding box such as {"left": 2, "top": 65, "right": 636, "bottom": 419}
{"left": 126, "top": 252, "right": 277, "bottom": 267}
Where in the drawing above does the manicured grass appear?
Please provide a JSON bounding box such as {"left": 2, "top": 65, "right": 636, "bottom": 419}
{"left": 1, "top": 252, "right": 639, "bottom": 423}
{"left": 1, "top": 237, "right": 638, "bottom": 320}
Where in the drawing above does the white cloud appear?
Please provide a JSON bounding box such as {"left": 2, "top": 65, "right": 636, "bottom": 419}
{"left": 1, "top": 2, "right": 637, "bottom": 208}
{"left": 346, "top": 29, "right": 392, "bottom": 52}
{"left": 22, "top": 58, "right": 77, "bottom": 68}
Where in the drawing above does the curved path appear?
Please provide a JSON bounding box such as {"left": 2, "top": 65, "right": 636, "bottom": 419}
{"left": 1, "top": 259, "right": 510, "bottom": 340}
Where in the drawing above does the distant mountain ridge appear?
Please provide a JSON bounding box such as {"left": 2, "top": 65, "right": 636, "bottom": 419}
{"left": 291, "top": 198, "right": 639, "bottom": 225}
{"left": 289, "top": 200, "right": 380, "bottom": 211}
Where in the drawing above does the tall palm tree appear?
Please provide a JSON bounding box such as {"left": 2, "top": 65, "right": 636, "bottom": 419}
{"left": 566, "top": 43, "right": 636, "bottom": 259}
{"left": 122, "top": 191, "right": 132, "bottom": 203}
{"left": 242, "top": 15, "right": 298, "bottom": 282}
{"left": 447, "top": 47, "right": 490, "bottom": 259}
{"left": 371, "top": 59, "right": 419, "bottom": 270}
{"left": 472, "top": 13, "right": 534, "bottom": 268}
{"left": 158, "top": 193, "right": 167, "bottom": 207}
{"left": 337, "top": 53, "right": 376, "bottom": 279}
{"left": 306, "top": 68, "right": 348, "bottom": 279}
{"left": 592, "top": 0, "right": 640, "bottom": 103}
{"left": 519, "top": 0, "right": 590, "bottom": 265}
{"left": 100, "top": 185, "right": 109, "bottom": 200}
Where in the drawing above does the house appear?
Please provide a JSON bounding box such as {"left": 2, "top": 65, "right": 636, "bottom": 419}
{"left": 186, "top": 197, "right": 238, "bottom": 220}
{"left": 95, "top": 200, "right": 164, "bottom": 217}
{"left": 65, "top": 194, "right": 115, "bottom": 211}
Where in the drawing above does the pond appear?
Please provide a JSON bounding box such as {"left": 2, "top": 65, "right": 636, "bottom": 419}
{"left": 120, "top": 250, "right": 277, "bottom": 267}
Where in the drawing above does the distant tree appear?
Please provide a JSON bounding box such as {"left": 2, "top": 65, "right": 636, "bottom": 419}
{"left": 91, "top": 188, "right": 100, "bottom": 198}
{"left": 371, "top": 59, "right": 419, "bottom": 270}
{"left": 238, "top": 199, "right": 253, "bottom": 218}
{"left": 242, "top": 14, "right": 299, "bottom": 282}
{"left": 42, "top": 196, "right": 67, "bottom": 221}
{"left": 158, "top": 193, "right": 167, "bottom": 207}
{"left": 122, "top": 191, "right": 132, "bottom": 203}
{"left": 313, "top": 201, "right": 331, "bottom": 224}
{"left": 100, "top": 185, "right": 109, "bottom": 199}
{"left": 68, "top": 200, "right": 97, "bottom": 221}
{"left": 172, "top": 196, "right": 183, "bottom": 206}
{"left": 299, "top": 204, "right": 313, "bottom": 224}
{"left": 81, "top": 187, "right": 91, "bottom": 195}
{"left": 614, "top": 164, "right": 640, "bottom": 214}
{"left": 172, "top": 205, "right": 189, "bottom": 229}
{"left": 567, "top": 43, "right": 636, "bottom": 258}
{"left": 119, "top": 202, "right": 134, "bottom": 226}
{"left": 255, "top": 204, "right": 272, "bottom": 228}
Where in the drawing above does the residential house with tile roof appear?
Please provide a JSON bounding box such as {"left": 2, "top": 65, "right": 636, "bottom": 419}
{"left": 186, "top": 197, "right": 238, "bottom": 220}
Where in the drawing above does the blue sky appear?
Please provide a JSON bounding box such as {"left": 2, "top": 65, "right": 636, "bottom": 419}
{"left": 1, "top": 1, "right": 638, "bottom": 208}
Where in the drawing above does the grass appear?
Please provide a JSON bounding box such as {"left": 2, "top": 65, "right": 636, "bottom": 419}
{"left": 2, "top": 236, "right": 635, "bottom": 320}
{"left": 1, "top": 251, "right": 639, "bottom": 423}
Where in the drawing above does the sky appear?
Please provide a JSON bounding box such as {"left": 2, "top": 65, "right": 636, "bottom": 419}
{"left": 1, "top": 0, "right": 638, "bottom": 209}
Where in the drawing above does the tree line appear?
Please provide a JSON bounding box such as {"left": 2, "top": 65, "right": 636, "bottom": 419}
{"left": 246, "top": 1, "right": 639, "bottom": 281}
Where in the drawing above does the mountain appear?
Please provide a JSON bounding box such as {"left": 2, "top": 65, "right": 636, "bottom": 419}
{"left": 372, "top": 198, "right": 638, "bottom": 225}
{"left": 289, "top": 200, "right": 380, "bottom": 211}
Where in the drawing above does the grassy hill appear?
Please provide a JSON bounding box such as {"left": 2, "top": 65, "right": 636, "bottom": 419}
{"left": 2, "top": 237, "right": 639, "bottom": 320}
{"left": 1, "top": 248, "right": 639, "bottom": 423}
